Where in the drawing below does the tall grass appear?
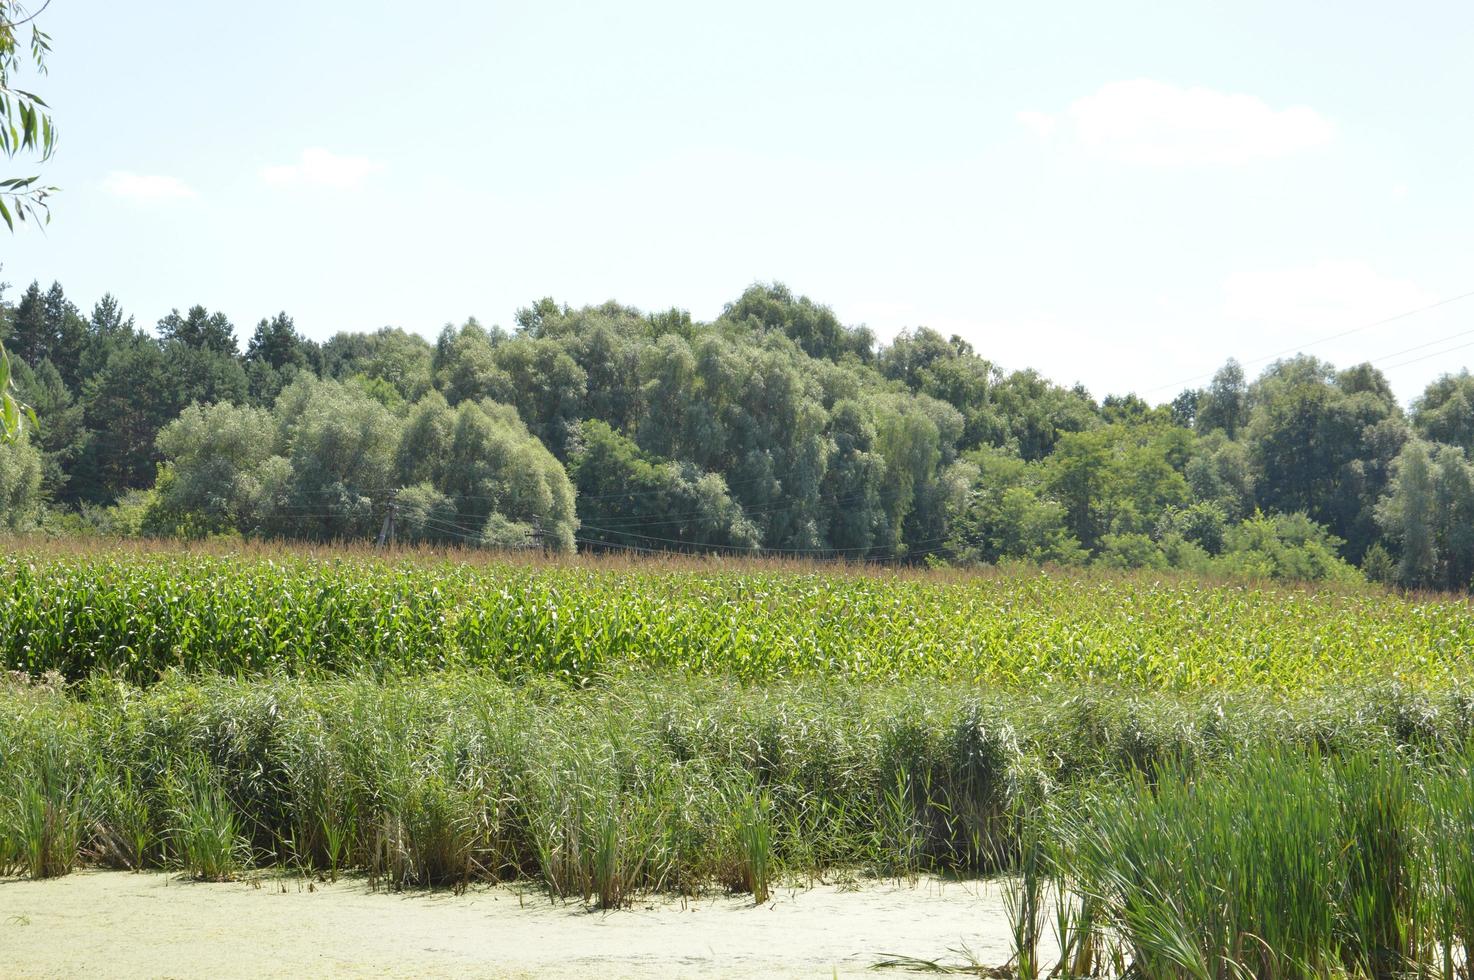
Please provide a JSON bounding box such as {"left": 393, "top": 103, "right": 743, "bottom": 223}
{"left": 165, "top": 762, "right": 247, "bottom": 881}
{"left": 0, "top": 681, "right": 85, "bottom": 878}
{"left": 1062, "top": 752, "right": 1345, "bottom": 978}
{"left": 1030, "top": 743, "right": 1474, "bottom": 980}
{"left": 1427, "top": 757, "right": 1474, "bottom": 980}
{"left": 3, "top": 671, "right": 1474, "bottom": 903}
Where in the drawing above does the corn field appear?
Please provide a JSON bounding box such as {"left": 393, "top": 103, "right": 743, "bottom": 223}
{"left": 1, "top": 544, "right": 1470, "bottom": 688}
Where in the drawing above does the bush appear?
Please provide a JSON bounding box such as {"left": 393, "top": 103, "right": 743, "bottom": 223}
{"left": 1213, "top": 511, "right": 1363, "bottom": 584}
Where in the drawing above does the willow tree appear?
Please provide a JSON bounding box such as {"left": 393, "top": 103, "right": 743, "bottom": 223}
{"left": 0, "top": 1, "right": 55, "bottom": 442}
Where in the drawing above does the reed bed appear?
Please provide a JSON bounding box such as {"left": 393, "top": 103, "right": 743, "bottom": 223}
{"left": 1021, "top": 749, "right": 1474, "bottom": 980}
{"left": 4, "top": 672, "right": 1474, "bottom": 903}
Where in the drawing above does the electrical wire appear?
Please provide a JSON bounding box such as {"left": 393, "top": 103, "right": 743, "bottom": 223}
{"left": 1378, "top": 338, "right": 1474, "bottom": 373}
{"left": 1144, "top": 286, "right": 1474, "bottom": 396}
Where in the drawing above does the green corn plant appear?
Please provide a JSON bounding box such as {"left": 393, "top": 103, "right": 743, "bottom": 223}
{"left": 2, "top": 545, "right": 1472, "bottom": 692}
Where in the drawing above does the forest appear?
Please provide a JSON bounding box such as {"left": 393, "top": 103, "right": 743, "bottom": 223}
{"left": 1, "top": 276, "right": 1471, "bottom": 591}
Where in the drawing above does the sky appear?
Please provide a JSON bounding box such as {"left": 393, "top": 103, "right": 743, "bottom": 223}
{"left": 4, "top": 0, "right": 1473, "bottom": 405}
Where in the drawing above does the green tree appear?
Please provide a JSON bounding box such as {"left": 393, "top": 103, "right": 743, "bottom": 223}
{"left": 720, "top": 282, "right": 874, "bottom": 363}
{"left": 571, "top": 419, "right": 758, "bottom": 554}
{"left": 1155, "top": 500, "right": 1228, "bottom": 554}
{"left": 74, "top": 339, "right": 176, "bottom": 502}
{"left": 1378, "top": 438, "right": 1474, "bottom": 592}
{"left": 271, "top": 377, "right": 401, "bottom": 540}
{"left": 164, "top": 340, "right": 249, "bottom": 409}
{"left": 5, "top": 279, "right": 85, "bottom": 386}
{"left": 391, "top": 481, "right": 459, "bottom": 543}
{"left": 1431, "top": 444, "right": 1474, "bottom": 591}
{"left": 11, "top": 356, "right": 84, "bottom": 501}
{"left": 492, "top": 335, "right": 587, "bottom": 459}
{"left": 879, "top": 327, "right": 1002, "bottom": 450}
{"left": 513, "top": 301, "right": 650, "bottom": 435}
{"left": 1412, "top": 371, "right": 1474, "bottom": 453}
{"left": 1195, "top": 359, "right": 1248, "bottom": 437}
{"left": 872, "top": 393, "right": 947, "bottom": 556}
{"left": 245, "top": 311, "right": 316, "bottom": 370}
{"left": 433, "top": 399, "right": 579, "bottom": 552}
{"left": 957, "top": 452, "right": 1087, "bottom": 565}
{"left": 1101, "top": 393, "right": 1173, "bottom": 426}
{"left": 989, "top": 369, "right": 1098, "bottom": 460}
{"left": 243, "top": 312, "right": 319, "bottom": 405}
{"left": 157, "top": 305, "right": 239, "bottom": 356}
{"left": 150, "top": 402, "right": 286, "bottom": 536}
{"left": 819, "top": 398, "right": 887, "bottom": 556}
{"left": 1097, "top": 532, "right": 1170, "bottom": 570}
{"left": 432, "top": 321, "right": 512, "bottom": 406}
{"left": 1169, "top": 387, "right": 1200, "bottom": 429}
{"left": 394, "top": 392, "right": 456, "bottom": 487}
{"left": 80, "top": 293, "right": 137, "bottom": 378}
{"left": 0, "top": 426, "right": 40, "bottom": 528}
{"left": 1244, "top": 356, "right": 1401, "bottom": 561}
{"left": 1045, "top": 423, "right": 1192, "bottom": 553}
{"left": 1426, "top": 442, "right": 1474, "bottom": 589}
{"left": 1186, "top": 432, "right": 1255, "bottom": 520}
{"left": 321, "top": 327, "right": 434, "bottom": 403}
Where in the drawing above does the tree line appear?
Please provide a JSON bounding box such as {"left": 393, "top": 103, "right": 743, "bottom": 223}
{"left": 1, "top": 276, "right": 1471, "bottom": 590}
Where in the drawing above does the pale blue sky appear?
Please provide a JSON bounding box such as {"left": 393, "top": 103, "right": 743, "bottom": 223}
{"left": 5, "top": 1, "right": 1473, "bottom": 404}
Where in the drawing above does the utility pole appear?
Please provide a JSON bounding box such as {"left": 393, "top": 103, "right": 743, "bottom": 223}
{"left": 375, "top": 495, "right": 398, "bottom": 549}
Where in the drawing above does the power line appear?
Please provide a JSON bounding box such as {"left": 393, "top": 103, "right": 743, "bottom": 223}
{"left": 1379, "top": 338, "right": 1474, "bottom": 372}
{"left": 393, "top": 502, "right": 949, "bottom": 562}
{"left": 577, "top": 520, "right": 954, "bottom": 558}
{"left": 570, "top": 472, "right": 778, "bottom": 502}
{"left": 581, "top": 489, "right": 877, "bottom": 529}
{"left": 248, "top": 471, "right": 952, "bottom": 563}
{"left": 1144, "top": 286, "right": 1474, "bottom": 396}
{"left": 1362, "top": 326, "right": 1474, "bottom": 370}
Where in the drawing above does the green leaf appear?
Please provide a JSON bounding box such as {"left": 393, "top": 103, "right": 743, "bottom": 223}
{"left": 1, "top": 395, "right": 19, "bottom": 441}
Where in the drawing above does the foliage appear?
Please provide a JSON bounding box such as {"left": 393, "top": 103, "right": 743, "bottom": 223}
{"left": 1378, "top": 438, "right": 1474, "bottom": 591}
{"left": 1245, "top": 356, "right": 1403, "bottom": 562}
{"left": 0, "top": 0, "right": 54, "bottom": 231}
{"left": 0, "top": 0, "right": 54, "bottom": 443}
{"left": 571, "top": 419, "right": 759, "bottom": 554}
{"left": 1412, "top": 370, "right": 1474, "bottom": 453}
{"left": 1045, "top": 423, "right": 1192, "bottom": 552}
{"left": 0, "top": 272, "right": 1470, "bottom": 589}
{"left": 1193, "top": 358, "right": 1248, "bottom": 438}
{"left": 1212, "top": 510, "right": 1363, "bottom": 585}
{"left": 0, "top": 425, "right": 40, "bottom": 528}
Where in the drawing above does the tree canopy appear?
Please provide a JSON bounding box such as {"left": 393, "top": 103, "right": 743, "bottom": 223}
{"left": 0, "top": 273, "right": 1469, "bottom": 591}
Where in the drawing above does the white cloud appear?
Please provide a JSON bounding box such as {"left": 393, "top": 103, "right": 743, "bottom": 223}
{"left": 1222, "top": 261, "right": 1431, "bottom": 332}
{"left": 261, "top": 148, "right": 383, "bottom": 190}
{"left": 1055, "top": 80, "right": 1334, "bottom": 166}
{"left": 101, "top": 171, "right": 198, "bottom": 201}
{"left": 1015, "top": 110, "right": 1056, "bottom": 139}
{"left": 1391, "top": 182, "right": 1409, "bottom": 200}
